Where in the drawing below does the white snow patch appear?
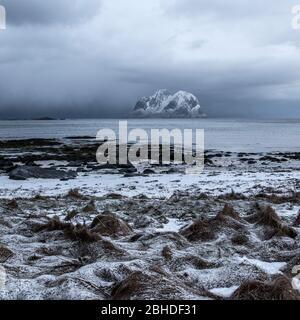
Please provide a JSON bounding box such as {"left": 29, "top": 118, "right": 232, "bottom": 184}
{"left": 210, "top": 286, "right": 239, "bottom": 298}
{"left": 292, "top": 277, "right": 300, "bottom": 293}
{"left": 156, "top": 218, "right": 184, "bottom": 232}
{"left": 236, "top": 257, "right": 286, "bottom": 275}
{"left": 0, "top": 169, "right": 299, "bottom": 199}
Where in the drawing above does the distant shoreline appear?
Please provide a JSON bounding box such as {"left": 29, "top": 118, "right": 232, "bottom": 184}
{"left": 1, "top": 116, "right": 300, "bottom": 121}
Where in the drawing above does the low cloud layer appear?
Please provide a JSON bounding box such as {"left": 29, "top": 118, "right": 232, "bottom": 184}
{"left": 0, "top": 0, "right": 300, "bottom": 118}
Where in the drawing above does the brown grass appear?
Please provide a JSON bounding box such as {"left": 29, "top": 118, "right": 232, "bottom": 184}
{"left": 91, "top": 212, "right": 132, "bottom": 237}
{"left": 39, "top": 217, "right": 100, "bottom": 242}
{"left": 67, "top": 188, "right": 89, "bottom": 200}
{"left": 69, "top": 243, "right": 99, "bottom": 265}
{"left": 247, "top": 205, "right": 297, "bottom": 239}
{"left": 0, "top": 245, "right": 14, "bottom": 263}
{"left": 105, "top": 193, "right": 124, "bottom": 200}
{"left": 218, "top": 190, "right": 247, "bottom": 201}
{"left": 294, "top": 210, "right": 300, "bottom": 226}
{"left": 231, "top": 275, "right": 299, "bottom": 300}
{"left": 181, "top": 205, "right": 243, "bottom": 242}
{"left": 64, "top": 209, "right": 78, "bottom": 221}
{"left": 6, "top": 199, "right": 18, "bottom": 209}
{"left": 180, "top": 218, "right": 216, "bottom": 242}
{"left": 65, "top": 224, "right": 100, "bottom": 242}
{"left": 254, "top": 205, "right": 282, "bottom": 227}
{"left": 255, "top": 192, "right": 300, "bottom": 204}
{"left": 82, "top": 200, "right": 97, "bottom": 213}
{"left": 111, "top": 272, "right": 148, "bottom": 300}
{"left": 216, "top": 204, "right": 240, "bottom": 221}
{"left": 231, "top": 233, "right": 249, "bottom": 246}
{"left": 162, "top": 246, "right": 172, "bottom": 261}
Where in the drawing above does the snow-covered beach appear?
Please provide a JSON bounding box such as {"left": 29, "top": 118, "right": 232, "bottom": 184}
{"left": 0, "top": 134, "right": 299, "bottom": 300}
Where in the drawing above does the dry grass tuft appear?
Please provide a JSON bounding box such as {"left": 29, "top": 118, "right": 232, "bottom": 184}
{"left": 69, "top": 242, "right": 99, "bottom": 265}
{"left": 293, "top": 210, "right": 300, "bottom": 226}
{"left": 162, "top": 246, "right": 172, "bottom": 261}
{"left": 0, "top": 245, "right": 14, "bottom": 263}
{"left": 105, "top": 193, "right": 124, "bottom": 200}
{"left": 180, "top": 219, "right": 216, "bottom": 242}
{"left": 231, "top": 233, "right": 249, "bottom": 246}
{"left": 82, "top": 200, "right": 97, "bottom": 213}
{"left": 181, "top": 204, "right": 245, "bottom": 242}
{"left": 65, "top": 224, "right": 100, "bottom": 242}
{"left": 247, "top": 205, "right": 297, "bottom": 239}
{"left": 231, "top": 275, "right": 299, "bottom": 300}
{"left": 111, "top": 272, "right": 148, "bottom": 300}
{"left": 39, "top": 217, "right": 100, "bottom": 242}
{"left": 91, "top": 212, "right": 132, "bottom": 237}
{"left": 7, "top": 199, "right": 18, "bottom": 209}
{"left": 219, "top": 190, "right": 247, "bottom": 201}
{"left": 64, "top": 209, "right": 78, "bottom": 221}
{"left": 216, "top": 204, "right": 240, "bottom": 221}
{"left": 256, "top": 192, "right": 300, "bottom": 204}
{"left": 67, "top": 188, "right": 89, "bottom": 200}
{"left": 253, "top": 205, "right": 282, "bottom": 227}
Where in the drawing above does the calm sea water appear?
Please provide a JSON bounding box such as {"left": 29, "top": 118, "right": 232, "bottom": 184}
{"left": 0, "top": 118, "right": 299, "bottom": 152}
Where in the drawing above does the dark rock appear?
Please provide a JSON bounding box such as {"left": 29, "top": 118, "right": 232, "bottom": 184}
{"left": 68, "top": 161, "right": 83, "bottom": 167}
{"left": 25, "top": 160, "right": 39, "bottom": 166}
{"left": 213, "top": 153, "right": 223, "bottom": 158}
{"left": 204, "top": 158, "right": 214, "bottom": 165}
{"left": 65, "top": 136, "right": 95, "bottom": 140}
{"left": 9, "top": 166, "right": 77, "bottom": 180}
{"left": 143, "top": 169, "right": 156, "bottom": 174}
{"left": 260, "top": 156, "right": 283, "bottom": 163}
{"left": 0, "top": 159, "right": 14, "bottom": 171}
{"left": 119, "top": 168, "right": 138, "bottom": 174}
{"left": 162, "top": 168, "right": 183, "bottom": 174}
{"left": 123, "top": 173, "right": 145, "bottom": 178}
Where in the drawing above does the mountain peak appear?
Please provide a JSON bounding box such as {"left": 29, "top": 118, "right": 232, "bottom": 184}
{"left": 132, "top": 90, "right": 206, "bottom": 118}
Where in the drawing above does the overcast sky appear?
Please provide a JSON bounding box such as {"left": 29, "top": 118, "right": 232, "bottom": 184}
{"left": 0, "top": 0, "right": 300, "bottom": 119}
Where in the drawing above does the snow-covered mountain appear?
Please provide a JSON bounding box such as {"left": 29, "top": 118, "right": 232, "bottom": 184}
{"left": 132, "top": 90, "right": 206, "bottom": 118}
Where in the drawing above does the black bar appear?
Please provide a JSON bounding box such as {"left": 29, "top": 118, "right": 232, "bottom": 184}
{"left": 0, "top": 300, "right": 298, "bottom": 319}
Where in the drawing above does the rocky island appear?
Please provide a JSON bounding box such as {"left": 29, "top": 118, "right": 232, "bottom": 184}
{"left": 132, "top": 89, "right": 206, "bottom": 118}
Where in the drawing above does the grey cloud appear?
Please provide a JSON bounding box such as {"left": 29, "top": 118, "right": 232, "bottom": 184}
{"left": 0, "top": 0, "right": 300, "bottom": 119}
{"left": 1, "top": 0, "right": 101, "bottom": 25}
{"left": 166, "top": 0, "right": 292, "bottom": 18}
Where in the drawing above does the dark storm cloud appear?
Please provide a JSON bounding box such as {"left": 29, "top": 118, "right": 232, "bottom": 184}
{"left": 0, "top": 0, "right": 300, "bottom": 119}
{"left": 1, "top": 0, "right": 101, "bottom": 25}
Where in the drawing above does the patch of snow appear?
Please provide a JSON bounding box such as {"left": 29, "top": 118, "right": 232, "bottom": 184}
{"left": 210, "top": 286, "right": 239, "bottom": 298}
{"left": 156, "top": 218, "right": 184, "bottom": 232}
{"left": 0, "top": 169, "right": 299, "bottom": 199}
{"left": 292, "top": 276, "right": 300, "bottom": 293}
{"left": 236, "top": 257, "right": 286, "bottom": 275}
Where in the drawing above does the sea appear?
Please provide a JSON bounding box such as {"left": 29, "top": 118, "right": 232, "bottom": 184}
{"left": 0, "top": 118, "right": 299, "bottom": 153}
